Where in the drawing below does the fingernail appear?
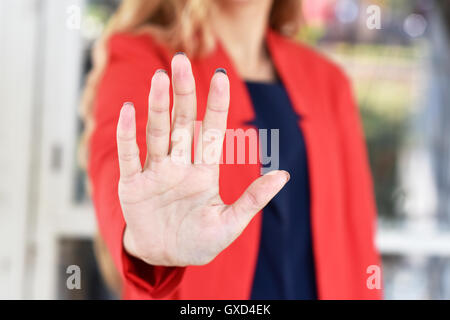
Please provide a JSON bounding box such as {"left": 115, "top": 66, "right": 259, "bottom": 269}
{"left": 155, "top": 69, "right": 167, "bottom": 74}
{"left": 215, "top": 68, "right": 227, "bottom": 75}
{"left": 123, "top": 102, "right": 134, "bottom": 109}
{"left": 122, "top": 102, "right": 135, "bottom": 117}
{"left": 284, "top": 171, "right": 290, "bottom": 182}
{"left": 121, "top": 102, "right": 135, "bottom": 128}
{"left": 175, "top": 51, "right": 186, "bottom": 56}
{"left": 265, "top": 170, "right": 290, "bottom": 182}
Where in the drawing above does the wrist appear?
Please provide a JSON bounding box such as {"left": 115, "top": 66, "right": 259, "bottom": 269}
{"left": 123, "top": 225, "right": 140, "bottom": 260}
{"left": 123, "top": 225, "right": 178, "bottom": 266}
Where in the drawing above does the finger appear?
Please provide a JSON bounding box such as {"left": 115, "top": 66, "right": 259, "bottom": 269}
{"left": 145, "top": 69, "right": 171, "bottom": 167}
{"left": 170, "top": 52, "right": 196, "bottom": 164}
{"left": 222, "top": 170, "right": 290, "bottom": 233}
{"left": 200, "top": 68, "right": 230, "bottom": 165}
{"left": 117, "top": 102, "right": 142, "bottom": 180}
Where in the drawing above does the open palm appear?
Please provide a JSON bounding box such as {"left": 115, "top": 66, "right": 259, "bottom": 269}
{"left": 118, "top": 53, "right": 289, "bottom": 267}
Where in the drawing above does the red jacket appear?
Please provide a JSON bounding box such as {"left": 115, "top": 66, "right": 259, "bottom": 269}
{"left": 89, "top": 29, "right": 382, "bottom": 300}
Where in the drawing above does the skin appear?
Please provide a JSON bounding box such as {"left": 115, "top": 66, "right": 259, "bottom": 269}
{"left": 120, "top": 0, "right": 289, "bottom": 266}
{"left": 210, "top": 0, "right": 276, "bottom": 81}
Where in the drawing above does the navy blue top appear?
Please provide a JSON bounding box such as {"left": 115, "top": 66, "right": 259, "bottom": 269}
{"left": 246, "top": 80, "right": 317, "bottom": 300}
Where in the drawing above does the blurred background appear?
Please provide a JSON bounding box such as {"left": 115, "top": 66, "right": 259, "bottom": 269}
{"left": 1, "top": 0, "right": 450, "bottom": 299}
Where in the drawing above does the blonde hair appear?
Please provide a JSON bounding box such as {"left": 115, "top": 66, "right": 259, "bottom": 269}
{"left": 80, "top": 0, "right": 302, "bottom": 295}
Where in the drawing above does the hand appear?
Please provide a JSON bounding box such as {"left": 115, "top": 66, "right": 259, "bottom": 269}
{"left": 117, "top": 53, "right": 290, "bottom": 266}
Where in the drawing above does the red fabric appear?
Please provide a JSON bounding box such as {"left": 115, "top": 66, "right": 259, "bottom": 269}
{"left": 88, "top": 29, "right": 382, "bottom": 300}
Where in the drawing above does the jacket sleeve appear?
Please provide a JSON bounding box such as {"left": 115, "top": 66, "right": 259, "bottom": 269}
{"left": 333, "top": 69, "right": 383, "bottom": 299}
{"left": 87, "top": 33, "right": 184, "bottom": 299}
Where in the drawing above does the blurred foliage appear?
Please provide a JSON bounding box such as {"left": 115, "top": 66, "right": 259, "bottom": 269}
{"left": 354, "top": 46, "right": 418, "bottom": 218}
{"left": 298, "top": 25, "right": 326, "bottom": 45}
{"left": 329, "top": 42, "right": 421, "bottom": 59}
{"left": 325, "top": 43, "right": 419, "bottom": 218}
{"left": 85, "top": 0, "right": 118, "bottom": 22}
{"left": 360, "top": 103, "right": 407, "bottom": 218}
{"left": 85, "top": 4, "right": 111, "bottom": 23}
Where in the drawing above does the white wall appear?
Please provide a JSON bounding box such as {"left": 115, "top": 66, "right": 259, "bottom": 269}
{"left": 0, "top": 0, "right": 92, "bottom": 299}
{"left": 0, "top": 0, "right": 41, "bottom": 299}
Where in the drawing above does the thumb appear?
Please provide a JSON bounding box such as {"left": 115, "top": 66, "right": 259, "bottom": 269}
{"left": 222, "top": 170, "right": 290, "bottom": 234}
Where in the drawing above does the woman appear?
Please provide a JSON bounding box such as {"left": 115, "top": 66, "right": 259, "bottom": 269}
{"left": 81, "top": 0, "right": 382, "bottom": 299}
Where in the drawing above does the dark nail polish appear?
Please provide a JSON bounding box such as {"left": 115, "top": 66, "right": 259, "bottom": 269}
{"left": 175, "top": 51, "right": 186, "bottom": 56}
{"left": 215, "top": 68, "right": 227, "bottom": 75}
{"left": 155, "top": 68, "right": 167, "bottom": 74}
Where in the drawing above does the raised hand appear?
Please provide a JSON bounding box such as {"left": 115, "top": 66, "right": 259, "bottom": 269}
{"left": 118, "top": 53, "right": 289, "bottom": 267}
